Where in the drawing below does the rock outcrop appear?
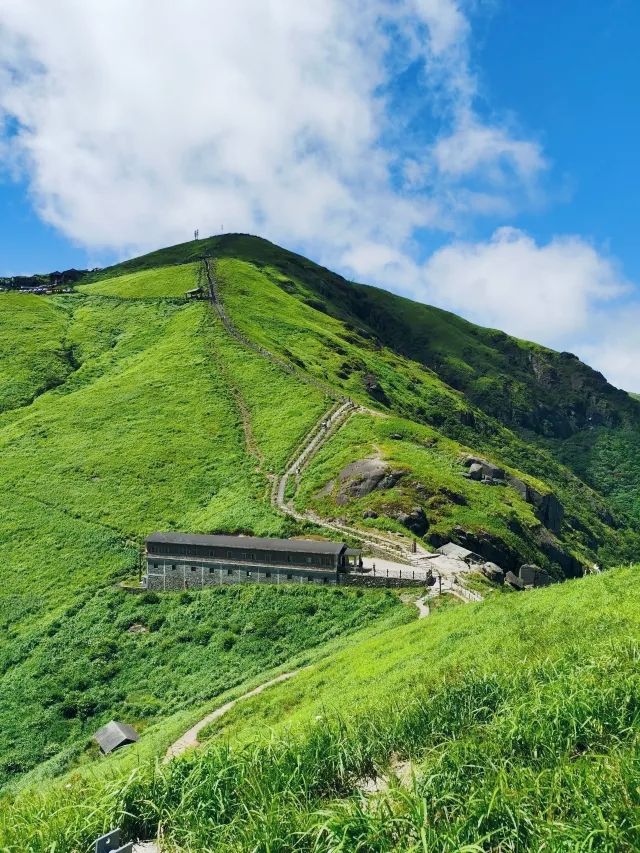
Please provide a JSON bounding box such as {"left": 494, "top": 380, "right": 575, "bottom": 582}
{"left": 362, "top": 373, "right": 390, "bottom": 406}
{"left": 481, "top": 561, "right": 504, "bottom": 582}
{"left": 393, "top": 506, "right": 428, "bottom": 537}
{"left": 462, "top": 455, "right": 564, "bottom": 534}
{"left": 519, "top": 563, "right": 553, "bottom": 587}
{"left": 335, "top": 459, "right": 405, "bottom": 503}
{"left": 505, "top": 571, "right": 525, "bottom": 590}
{"left": 505, "top": 474, "right": 564, "bottom": 534}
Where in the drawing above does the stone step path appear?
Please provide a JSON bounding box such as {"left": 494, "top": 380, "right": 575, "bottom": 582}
{"left": 415, "top": 595, "right": 430, "bottom": 618}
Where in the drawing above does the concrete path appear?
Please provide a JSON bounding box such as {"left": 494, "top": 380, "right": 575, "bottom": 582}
{"left": 414, "top": 596, "right": 430, "bottom": 619}
{"left": 164, "top": 670, "right": 299, "bottom": 762}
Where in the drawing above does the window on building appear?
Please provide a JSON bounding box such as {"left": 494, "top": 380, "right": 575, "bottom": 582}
{"left": 307, "top": 575, "right": 313, "bottom": 582}
{"left": 265, "top": 572, "right": 271, "bottom": 578}
{"left": 171, "top": 564, "right": 176, "bottom": 570}
{"left": 286, "top": 574, "right": 292, "bottom": 580}
{"left": 191, "top": 566, "right": 197, "bottom": 572}
{"left": 152, "top": 562, "right": 158, "bottom": 569}
{"left": 209, "top": 567, "right": 215, "bottom": 574}
{"left": 227, "top": 568, "right": 233, "bottom": 575}
{"left": 246, "top": 570, "right": 251, "bottom": 577}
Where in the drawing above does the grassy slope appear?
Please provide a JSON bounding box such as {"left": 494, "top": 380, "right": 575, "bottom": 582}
{"left": 79, "top": 264, "right": 199, "bottom": 298}
{"left": 0, "top": 584, "right": 400, "bottom": 789}
{"left": 295, "top": 411, "right": 548, "bottom": 566}
{"left": 0, "top": 293, "right": 72, "bottom": 414}
{"left": 0, "top": 277, "right": 332, "bottom": 788}
{"left": 216, "top": 254, "right": 639, "bottom": 571}
{"left": 1, "top": 234, "right": 639, "bottom": 811}
{"left": 201, "top": 234, "right": 640, "bottom": 523}
{"left": 3, "top": 567, "right": 639, "bottom": 851}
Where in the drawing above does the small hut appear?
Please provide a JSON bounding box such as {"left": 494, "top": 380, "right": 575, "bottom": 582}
{"left": 94, "top": 720, "right": 139, "bottom": 754}
{"left": 436, "top": 542, "right": 483, "bottom": 566}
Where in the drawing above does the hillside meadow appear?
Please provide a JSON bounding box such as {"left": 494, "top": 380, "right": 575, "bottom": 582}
{"left": 0, "top": 285, "right": 333, "bottom": 789}
{"left": 0, "top": 583, "right": 401, "bottom": 790}
{"left": 1, "top": 567, "right": 638, "bottom": 851}
{"left": 1, "top": 234, "right": 640, "bottom": 845}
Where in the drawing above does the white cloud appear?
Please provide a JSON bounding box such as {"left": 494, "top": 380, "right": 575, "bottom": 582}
{"left": 432, "top": 120, "right": 546, "bottom": 184}
{"left": 419, "top": 227, "right": 628, "bottom": 343}
{"left": 341, "top": 226, "right": 640, "bottom": 390}
{"left": 0, "top": 0, "right": 545, "bottom": 258}
{"left": 580, "top": 306, "right": 640, "bottom": 392}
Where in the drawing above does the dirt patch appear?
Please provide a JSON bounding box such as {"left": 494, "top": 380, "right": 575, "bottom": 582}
{"left": 356, "top": 753, "right": 416, "bottom": 795}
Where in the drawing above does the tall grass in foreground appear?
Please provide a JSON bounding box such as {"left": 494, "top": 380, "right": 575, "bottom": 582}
{"left": 2, "top": 639, "right": 639, "bottom": 851}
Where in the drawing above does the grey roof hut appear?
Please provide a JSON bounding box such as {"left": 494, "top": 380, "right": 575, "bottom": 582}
{"left": 436, "top": 542, "right": 483, "bottom": 564}
{"left": 94, "top": 720, "right": 139, "bottom": 755}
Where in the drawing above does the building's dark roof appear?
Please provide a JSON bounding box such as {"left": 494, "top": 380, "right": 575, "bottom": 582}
{"left": 146, "top": 531, "right": 346, "bottom": 556}
{"left": 93, "top": 720, "right": 139, "bottom": 754}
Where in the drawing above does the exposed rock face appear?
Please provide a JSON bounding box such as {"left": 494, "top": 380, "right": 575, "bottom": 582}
{"left": 468, "top": 462, "right": 484, "bottom": 481}
{"left": 362, "top": 372, "right": 390, "bottom": 406}
{"left": 462, "top": 456, "right": 564, "bottom": 535}
{"left": 533, "top": 527, "right": 583, "bottom": 578}
{"left": 482, "top": 562, "right": 504, "bottom": 582}
{"left": 505, "top": 570, "right": 525, "bottom": 590}
{"left": 393, "top": 506, "right": 428, "bottom": 537}
{"left": 505, "top": 474, "right": 564, "bottom": 534}
{"left": 362, "top": 509, "right": 378, "bottom": 519}
{"left": 336, "top": 459, "right": 405, "bottom": 502}
{"left": 519, "top": 563, "right": 553, "bottom": 587}
{"left": 464, "top": 456, "right": 505, "bottom": 480}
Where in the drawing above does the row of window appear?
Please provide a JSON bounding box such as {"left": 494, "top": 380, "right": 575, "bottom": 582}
{"left": 150, "top": 562, "right": 329, "bottom": 583}
{"left": 149, "top": 545, "right": 332, "bottom": 566}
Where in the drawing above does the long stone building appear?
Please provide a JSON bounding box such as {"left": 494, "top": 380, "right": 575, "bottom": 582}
{"left": 144, "top": 532, "right": 360, "bottom": 591}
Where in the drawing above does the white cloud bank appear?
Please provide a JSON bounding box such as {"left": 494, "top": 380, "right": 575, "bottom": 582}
{"left": 0, "top": 0, "right": 638, "bottom": 389}
{"left": 419, "top": 229, "right": 639, "bottom": 391}
{"left": 0, "top": 0, "right": 546, "bottom": 252}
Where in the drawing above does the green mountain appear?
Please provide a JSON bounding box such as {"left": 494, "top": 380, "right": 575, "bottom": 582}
{"left": 1, "top": 233, "right": 639, "bottom": 823}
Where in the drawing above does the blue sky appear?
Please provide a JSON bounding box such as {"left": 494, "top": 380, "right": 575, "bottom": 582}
{"left": 1, "top": 0, "right": 639, "bottom": 389}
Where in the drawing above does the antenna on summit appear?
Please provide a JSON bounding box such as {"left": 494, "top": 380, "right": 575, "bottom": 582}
{"left": 194, "top": 228, "right": 199, "bottom": 241}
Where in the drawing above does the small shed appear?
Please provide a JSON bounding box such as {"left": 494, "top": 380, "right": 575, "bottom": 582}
{"left": 436, "top": 542, "right": 483, "bottom": 565}
{"left": 94, "top": 720, "right": 139, "bottom": 755}
{"left": 186, "top": 287, "right": 205, "bottom": 300}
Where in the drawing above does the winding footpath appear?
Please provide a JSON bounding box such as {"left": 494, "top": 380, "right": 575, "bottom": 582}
{"left": 200, "top": 256, "right": 483, "bottom": 592}
{"left": 164, "top": 670, "right": 299, "bottom": 761}
{"left": 164, "top": 593, "right": 430, "bottom": 764}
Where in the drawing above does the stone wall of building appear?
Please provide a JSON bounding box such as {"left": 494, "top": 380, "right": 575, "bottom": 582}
{"left": 145, "top": 559, "right": 430, "bottom": 591}
{"left": 145, "top": 560, "right": 338, "bottom": 591}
